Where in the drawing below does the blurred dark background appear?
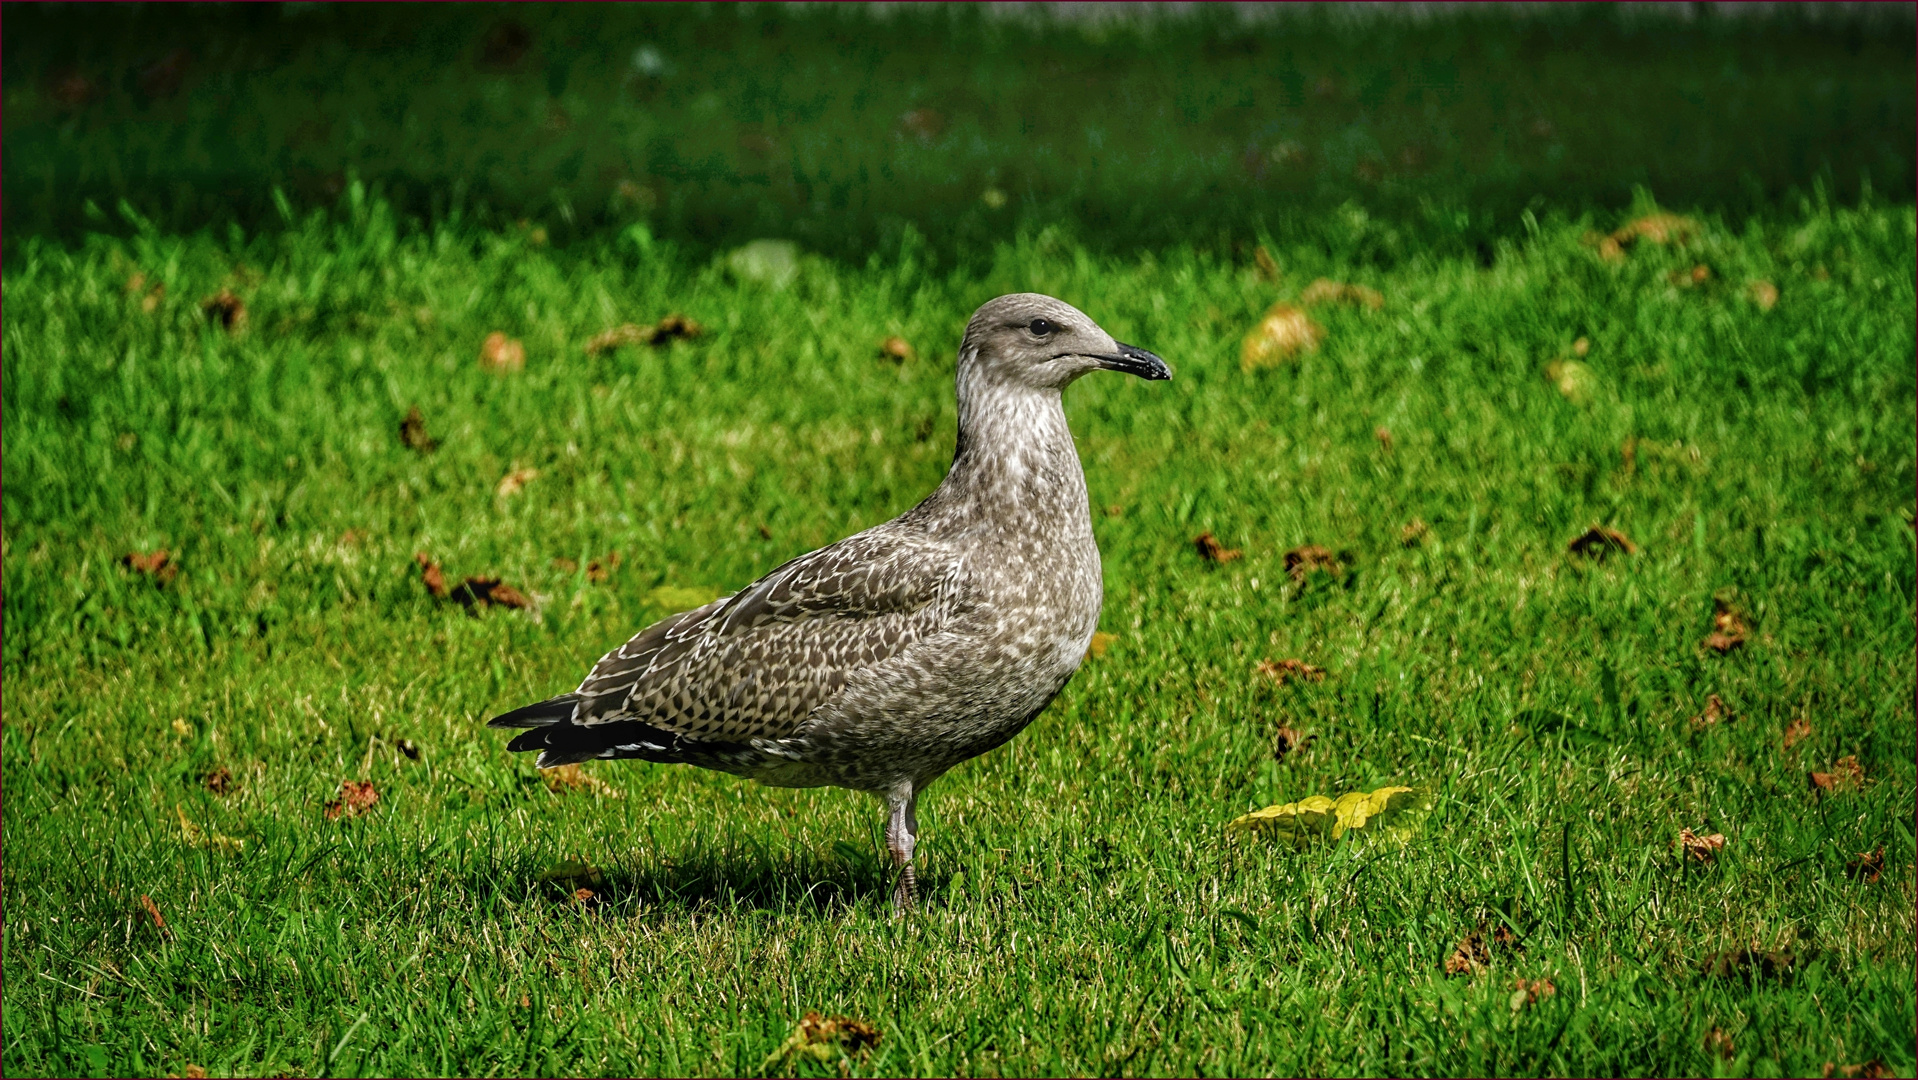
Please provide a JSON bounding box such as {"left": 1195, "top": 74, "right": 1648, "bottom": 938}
{"left": 4, "top": 2, "right": 1913, "bottom": 264}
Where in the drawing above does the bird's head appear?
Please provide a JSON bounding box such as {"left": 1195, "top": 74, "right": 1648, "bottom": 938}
{"left": 957, "top": 293, "right": 1171, "bottom": 393}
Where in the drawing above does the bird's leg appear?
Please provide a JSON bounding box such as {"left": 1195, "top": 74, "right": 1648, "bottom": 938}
{"left": 885, "top": 780, "right": 918, "bottom": 914}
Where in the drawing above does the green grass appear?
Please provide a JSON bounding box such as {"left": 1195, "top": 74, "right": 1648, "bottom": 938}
{"left": 3, "top": 190, "right": 1913, "bottom": 1075}
{"left": 5, "top": 2, "right": 1914, "bottom": 262}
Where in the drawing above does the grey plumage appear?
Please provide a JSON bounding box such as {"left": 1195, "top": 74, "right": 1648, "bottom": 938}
{"left": 490, "top": 293, "right": 1170, "bottom": 907}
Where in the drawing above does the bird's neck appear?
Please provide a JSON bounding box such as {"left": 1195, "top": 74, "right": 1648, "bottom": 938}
{"left": 927, "top": 372, "right": 1090, "bottom": 535}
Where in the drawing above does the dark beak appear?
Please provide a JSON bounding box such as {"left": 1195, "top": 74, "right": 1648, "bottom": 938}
{"left": 1092, "top": 342, "right": 1172, "bottom": 380}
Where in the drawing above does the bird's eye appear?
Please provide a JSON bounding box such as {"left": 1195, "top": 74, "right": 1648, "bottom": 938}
{"left": 1028, "top": 318, "right": 1056, "bottom": 336}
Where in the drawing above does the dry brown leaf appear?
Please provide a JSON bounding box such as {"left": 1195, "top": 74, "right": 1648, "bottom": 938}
{"left": 1784, "top": 715, "right": 1813, "bottom": 750}
{"left": 1444, "top": 919, "right": 1520, "bottom": 976}
{"left": 480, "top": 331, "right": 526, "bottom": 372}
{"left": 879, "top": 335, "right": 916, "bottom": 362}
{"left": 1298, "top": 278, "right": 1384, "bottom": 310}
{"left": 199, "top": 289, "right": 247, "bottom": 331}
{"left": 1689, "top": 693, "right": 1731, "bottom": 730}
{"left": 1511, "top": 977, "right": 1557, "bottom": 1009}
{"left": 587, "top": 552, "right": 622, "bottom": 583}
{"left": 1809, "top": 755, "right": 1865, "bottom": 794}
{"left": 1194, "top": 531, "right": 1242, "bottom": 563}
{"left": 172, "top": 1065, "right": 209, "bottom": 1079}
{"left": 1240, "top": 303, "right": 1324, "bottom": 370}
{"left": 415, "top": 553, "right": 448, "bottom": 599}
{"left": 1253, "top": 245, "right": 1281, "bottom": 280}
{"left": 542, "top": 763, "right": 621, "bottom": 798}
{"left": 1256, "top": 658, "right": 1326, "bottom": 685}
{"left": 1086, "top": 631, "right": 1118, "bottom": 659}
{"left": 497, "top": 467, "right": 539, "bottom": 497}
{"left": 1824, "top": 1061, "right": 1893, "bottom": 1079}
{"left": 585, "top": 323, "right": 648, "bottom": 355}
{"left": 205, "top": 767, "right": 234, "bottom": 795}
{"left": 1748, "top": 280, "right": 1780, "bottom": 311}
{"left": 1283, "top": 544, "right": 1343, "bottom": 585}
{"left": 122, "top": 549, "right": 179, "bottom": 585}
{"left": 1568, "top": 525, "right": 1638, "bottom": 561}
{"left": 572, "top": 887, "right": 597, "bottom": 904}
{"left": 1705, "top": 1027, "right": 1736, "bottom": 1060}
{"left": 1400, "top": 519, "right": 1429, "bottom": 547}
{"left": 764, "top": 1011, "right": 884, "bottom": 1068}
{"left": 1272, "top": 726, "right": 1315, "bottom": 763}
{"left": 1846, "top": 847, "right": 1885, "bottom": 883}
{"left": 1374, "top": 426, "right": 1393, "bottom": 452}
{"left": 1596, "top": 236, "right": 1626, "bottom": 263}
{"left": 399, "top": 406, "right": 438, "bottom": 453}
{"left": 1612, "top": 213, "right": 1699, "bottom": 247}
{"left": 899, "top": 107, "right": 946, "bottom": 141}
{"left": 1676, "top": 828, "right": 1726, "bottom": 864}
{"left": 323, "top": 779, "right": 380, "bottom": 821}
{"left": 451, "top": 576, "right": 532, "bottom": 611}
{"left": 140, "top": 894, "right": 170, "bottom": 937}
{"left": 1703, "top": 596, "right": 1749, "bottom": 654}
{"left": 1700, "top": 946, "right": 1795, "bottom": 980}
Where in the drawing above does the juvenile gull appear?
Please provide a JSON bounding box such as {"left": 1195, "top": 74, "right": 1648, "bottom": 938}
{"left": 490, "top": 293, "right": 1170, "bottom": 909}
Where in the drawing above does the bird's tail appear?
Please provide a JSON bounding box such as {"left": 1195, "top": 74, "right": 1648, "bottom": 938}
{"left": 487, "top": 694, "right": 757, "bottom": 772}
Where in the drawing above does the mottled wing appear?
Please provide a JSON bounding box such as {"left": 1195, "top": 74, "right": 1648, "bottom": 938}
{"left": 570, "top": 528, "right": 962, "bottom": 742}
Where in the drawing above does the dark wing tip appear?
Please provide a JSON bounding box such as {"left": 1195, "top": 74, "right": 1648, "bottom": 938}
{"left": 487, "top": 695, "right": 580, "bottom": 729}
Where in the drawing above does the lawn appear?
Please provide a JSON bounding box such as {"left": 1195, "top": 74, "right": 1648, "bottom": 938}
{"left": 3, "top": 4, "right": 1915, "bottom": 1078}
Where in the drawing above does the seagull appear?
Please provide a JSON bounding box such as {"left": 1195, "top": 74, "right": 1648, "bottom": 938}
{"left": 490, "top": 293, "right": 1170, "bottom": 909}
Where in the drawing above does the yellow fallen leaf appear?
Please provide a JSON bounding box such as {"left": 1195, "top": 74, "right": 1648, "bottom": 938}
{"left": 1228, "top": 785, "right": 1431, "bottom": 848}
{"left": 1086, "top": 631, "right": 1118, "bottom": 659}
{"left": 1240, "top": 303, "right": 1324, "bottom": 371}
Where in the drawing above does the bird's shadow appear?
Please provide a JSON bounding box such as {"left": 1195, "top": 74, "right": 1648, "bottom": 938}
{"left": 489, "top": 839, "right": 936, "bottom": 918}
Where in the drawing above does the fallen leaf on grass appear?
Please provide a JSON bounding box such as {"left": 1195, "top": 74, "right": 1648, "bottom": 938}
{"left": 879, "top": 335, "right": 915, "bottom": 362}
{"left": 1704, "top": 597, "right": 1748, "bottom": 653}
{"left": 1823, "top": 1062, "right": 1892, "bottom": 1079}
{"left": 1705, "top": 1027, "right": 1736, "bottom": 1060}
{"left": 1085, "top": 631, "right": 1117, "bottom": 660}
{"left": 204, "top": 768, "right": 234, "bottom": 795}
{"left": 1668, "top": 264, "right": 1712, "bottom": 287}
{"left": 1444, "top": 920, "right": 1520, "bottom": 976}
{"left": 1400, "top": 519, "right": 1428, "bottom": 547}
{"left": 140, "top": 894, "right": 170, "bottom": 938}
{"left": 1675, "top": 828, "right": 1726, "bottom": 864}
{"left": 1809, "top": 755, "right": 1865, "bottom": 794}
{"left": 1283, "top": 544, "right": 1343, "bottom": 585}
{"left": 450, "top": 576, "right": 532, "bottom": 611}
{"left": 1510, "top": 977, "right": 1556, "bottom": 1010}
{"left": 1298, "top": 278, "right": 1384, "bottom": 310}
{"left": 1374, "top": 426, "right": 1393, "bottom": 452}
{"left": 1610, "top": 213, "right": 1699, "bottom": 248}
{"left": 1253, "top": 245, "right": 1281, "bottom": 280}
{"left": 496, "top": 467, "right": 539, "bottom": 497}
{"left": 399, "top": 406, "right": 438, "bottom": 453}
{"left": 584, "top": 314, "right": 704, "bottom": 355}
{"left": 1226, "top": 785, "right": 1429, "bottom": 848}
{"left": 1194, "top": 531, "right": 1242, "bottom": 563}
{"left": 1700, "top": 946, "right": 1796, "bottom": 981}
{"left": 1689, "top": 693, "right": 1731, "bottom": 730}
{"left": 1271, "top": 727, "right": 1315, "bottom": 763}
{"left": 171, "top": 1065, "right": 208, "bottom": 1079}
{"left": 1747, "top": 280, "right": 1780, "bottom": 311}
{"left": 587, "top": 553, "right": 621, "bottom": 583}
{"left": 1783, "top": 715, "right": 1813, "bottom": 750}
{"left": 121, "top": 549, "right": 179, "bottom": 584}
{"left": 1846, "top": 847, "right": 1884, "bottom": 883}
{"left": 1255, "top": 658, "right": 1325, "bottom": 685}
{"left": 1240, "top": 303, "right": 1324, "bottom": 371}
{"left": 199, "top": 289, "right": 247, "bottom": 331}
{"left": 1544, "top": 360, "right": 1596, "bottom": 405}
{"left": 415, "top": 553, "right": 448, "bottom": 599}
{"left": 542, "top": 763, "right": 621, "bottom": 799}
{"left": 762, "top": 1011, "right": 883, "bottom": 1069}
{"left": 323, "top": 780, "right": 379, "bottom": 821}
{"left": 479, "top": 331, "right": 526, "bottom": 372}
{"left": 1568, "top": 526, "right": 1638, "bottom": 560}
